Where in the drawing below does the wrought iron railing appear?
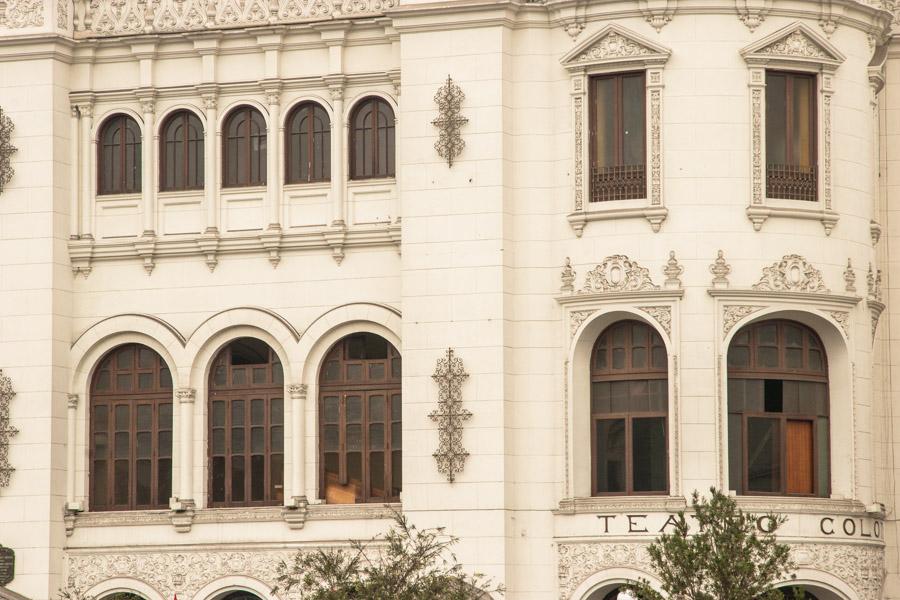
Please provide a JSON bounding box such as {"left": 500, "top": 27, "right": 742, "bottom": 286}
{"left": 766, "top": 163, "right": 817, "bottom": 202}
{"left": 590, "top": 164, "right": 646, "bottom": 202}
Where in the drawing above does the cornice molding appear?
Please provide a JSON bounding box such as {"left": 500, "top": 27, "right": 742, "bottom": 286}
{"left": 708, "top": 287, "right": 861, "bottom": 308}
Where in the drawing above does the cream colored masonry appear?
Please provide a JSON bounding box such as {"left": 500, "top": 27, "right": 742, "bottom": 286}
{"left": 1, "top": 0, "right": 900, "bottom": 599}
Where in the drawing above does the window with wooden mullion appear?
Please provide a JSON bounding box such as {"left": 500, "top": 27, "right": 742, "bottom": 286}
{"left": 765, "top": 71, "right": 817, "bottom": 201}
{"left": 286, "top": 103, "right": 331, "bottom": 184}
{"left": 160, "top": 110, "right": 204, "bottom": 192}
{"left": 223, "top": 106, "right": 267, "bottom": 188}
{"left": 98, "top": 114, "right": 142, "bottom": 196}
{"left": 589, "top": 72, "right": 646, "bottom": 202}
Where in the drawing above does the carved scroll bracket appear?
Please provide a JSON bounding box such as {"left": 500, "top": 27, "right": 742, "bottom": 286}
{"left": 429, "top": 348, "right": 472, "bottom": 483}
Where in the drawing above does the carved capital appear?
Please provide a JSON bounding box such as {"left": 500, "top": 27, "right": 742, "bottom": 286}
{"left": 67, "top": 394, "right": 79, "bottom": 409}
{"left": 288, "top": 383, "right": 308, "bottom": 400}
{"left": 175, "top": 388, "right": 196, "bottom": 404}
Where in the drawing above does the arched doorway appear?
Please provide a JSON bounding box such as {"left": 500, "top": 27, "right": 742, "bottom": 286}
{"left": 219, "top": 593, "right": 264, "bottom": 600}
{"left": 319, "top": 332, "right": 401, "bottom": 503}
{"left": 208, "top": 337, "right": 284, "bottom": 507}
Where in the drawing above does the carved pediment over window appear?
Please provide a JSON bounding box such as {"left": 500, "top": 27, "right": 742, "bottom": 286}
{"left": 752, "top": 254, "right": 829, "bottom": 294}
{"left": 741, "top": 23, "right": 845, "bottom": 67}
{"left": 560, "top": 24, "right": 671, "bottom": 71}
{"left": 582, "top": 255, "right": 660, "bottom": 293}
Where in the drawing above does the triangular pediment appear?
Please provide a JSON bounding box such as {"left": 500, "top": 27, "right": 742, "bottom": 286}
{"left": 741, "top": 22, "right": 845, "bottom": 66}
{"left": 560, "top": 24, "right": 671, "bottom": 70}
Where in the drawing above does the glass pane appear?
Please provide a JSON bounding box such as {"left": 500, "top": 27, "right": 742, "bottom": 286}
{"left": 212, "top": 401, "right": 226, "bottom": 427}
{"left": 94, "top": 370, "right": 110, "bottom": 391}
{"left": 369, "top": 363, "right": 385, "bottom": 380}
{"left": 747, "top": 417, "right": 780, "bottom": 493}
{"left": 347, "top": 452, "right": 362, "bottom": 492}
{"left": 610, "top": 381, "right": 629, "bottom": 413}
{"left": 271, "top": 453, "right": 284, "bottom": 502}
{"left": 629, "top": 380, "right": 649, "bottom": 412}
{"left": 158, "top": 458, "right": 172, "bottom": 505}
{"left": 212, "top": 429, "right": 225, "bottom": 454}
{"left": 136, "top": 460, "right": 151, "bottom": 505}
{"left": 592, "top": 77, "right": 615, "bottom": 168}
{"left": 137, "top": 405, "right": 152, "bottom": 430}
{"left": 809, "top": 349, "right": 823, "bottom": 371}
{"left": 728, "top": 346, "right": 750, "bottom": 369}
{"left": 115, "top": 405, "right": 129, "bottom": 430}
{"left": 136, "top": 432, "right": 151, "bottom": 459}
{"left": 817, "top": 416, "right": 830, "bottom": 497}
{"left": 252, "top": 368, "right": 266, "bottom": 385}
{"left": 347, "top": 396, "right": 362, "bottom": 422}
{"left": 323, "top": 360, "right": 340, "bottom": 381}
{"left": 115, "top": 432, "right": 129, "bottom": 458}
{"left": 117, "top": 347, "right": 133, "bottom": 369}
{"left": 213, "top": 365, "right": 226, "bottom": 386}
{"left": 347, "top": 424, "right": 362, "bottom": 452}
{"left": 612, "top": 348, "right": 626, "bottom": 370}
{"left": 159, "top": 403, "right": 172, "bottom": 428}
{"left": 232, "top": 368, "right": 246, "bottom": 385}
{"left": 595, "top": 419, "right": 626, "bottom": 493}
{"left": 251, "top": 399, "right": 265, "bottom": 425}
{"left": 138, "top": 347, "right": 154, "bottom": 368}
{"left": 273, "top": 362, "right": 284, "bottom": 385}
{"left": 391, "top": 422, "right": 401, "bottom": 450}
{"left": 271, "top": 425, "right": 283, "bottom": 451}
{"left": 369, "top": 423, "right": 384, "bottom": 450}
{"left": 232, "top": 400, "right": 244, "bottom": 425}
{"left": 212, "top": 456, "right": 226, "bottom": 502}
{"left": 632, "top": 347, "right": 647, "bottom": 369}
{"left": 94, "top": 432, "right": 108, "bottom": 455}
{"left": 232, "top": 428, "right": 245, "bottom": 453}
{"left": 370, "top": 451, "right": 384, "bottom": 497}
{"left": 391, "top": 357, "right": 401, "bottom": 378}
{"left": 791, "top": 75, "right": 813, "bottom": 166}
{"left": 391, "top": 394, "right": 401, "bottom": 421}
{"left": 649, "top": 380, "right": 666, "bottom": 412}
{"left": 114, "top": 460, "right": 129, "bottom": 505}
{"left": 622, "top": 74, "right": 645, "bottom": 165}
{"left": 231, "top": 456, "right": 245, "bottom": 502}
{"left": 93, "top": 405, "right": 108, "bottom": 430}
{"left": 324, "top": 424, "right": 339, "bottom": 452}
{"left": 251, "top": 427, "right": 264, "bottom": 453}
{"left": 764, "top": 380, "right": 783, "bottom": 413}
{"left": 766, "top": 72, "right": 787, "bottom": 164}
{"left": 391, "top": 450, "right": 401, "bottom": 497}
{"left": 251, "top": 454, "right": 265, "bottom": 501}
{"left": 270, "top": 398, "right": 283, "bottom": 425}
{"left": 757, "top": 347, "right": 778, "bottom": 369}
{"left": 117, "top": 374, "right": 133, "bottom": 392}
{"left": 347, "top": 364, "right": 363, "bottom": 381}
{"left": 632, "top": 417, "right": 666, "bottom": 492}
{"left": 728, "top": 413, "right": 744, "bottom": 494}
{"left": 758, "top": 323, "right": 777, "bottom": 345}
{"left": 785, "top": 348, "right": 803, "bottom": 369}
{"left": 323, "top": 397, "right": 339, "bottom": 423}
{"left": 369, "top": 395, "right": 385, "bottom": 421}
{"left": 93, "top": 460, "right": 108, "bottom": 505}
{"left": 591, "top": 382, "right": 611, "bottom": 414}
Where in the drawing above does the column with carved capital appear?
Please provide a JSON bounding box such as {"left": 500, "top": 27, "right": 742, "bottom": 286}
{"left": 66, "top": 394, "right": 79, "bottom": 507}
{"left": 288, "top": 383, "right": 307, "bottom": 502}
{"left": 264, "top": 86, "right": 282, "bottom": 230}
{"left": 201, "top": 91, "right": 219, "bottom": 234}
{"left": 70, "top": 105, "right": 81, "bottom": 239}
{"left": 139, "top": 95, "right": 157, "bottom": 236}
{"left": 328, "top": 84, "right": 345, "bottom": 226}
{"left": 175, "top": 388, "right": 196, "bottom": 503}
{"left": 79, "top": 102, "right": 94, "bottom": 239}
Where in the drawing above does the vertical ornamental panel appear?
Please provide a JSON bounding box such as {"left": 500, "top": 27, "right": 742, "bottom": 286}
{"left": 430, "top": 348, "right": 471, "bottom": 483}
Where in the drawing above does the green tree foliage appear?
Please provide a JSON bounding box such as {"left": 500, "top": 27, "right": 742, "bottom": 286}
{"left": 629, "top": 488, "right": 798, "bottom": 600}
{"left": 274, "top": 512, "right": 503, "bottom": 600}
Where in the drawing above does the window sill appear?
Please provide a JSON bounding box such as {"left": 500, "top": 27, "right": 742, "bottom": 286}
{"left": 733, "top": 495, "right": 866, "bottom": 515}
{"left": 348, "top": 177, "right": 396, "bottom": 188}
{"left": 96, "top": 193, "right": 141, "bottom": 203}
{"left": 568, "top": 202, "right": 668, "bottom": 237}
{"left": 283, "top": 181, "right": 331, "bottom": 192}
{"left": 555, "top": 495, "right": 687, "bottom": 515}
{"left": 747, "top": 201, "right": 838, "bottom": 235}
{"left": 158, "top": 189, "right": 204, "bottom": 199}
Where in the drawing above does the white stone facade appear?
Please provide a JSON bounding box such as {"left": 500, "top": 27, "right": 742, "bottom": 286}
{"left": 0, "top": 0, "right": 899, "bottom": 599}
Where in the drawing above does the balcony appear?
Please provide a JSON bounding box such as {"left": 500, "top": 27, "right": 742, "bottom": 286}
{"left": 766, "top": 163, "right": 818, "bottom": 202}
{"left": 73, "top": 0, "right": 395, "bottom": 37}
{"left": 590, "top": 164, "right": 646, "bottom": 203}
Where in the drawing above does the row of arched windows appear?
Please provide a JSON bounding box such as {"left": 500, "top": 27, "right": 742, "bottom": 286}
{"left": 97, "top": 97, "right": 396, "bottom": 195}
{"left": 89, "top": 332, "right": 400, "bottom": 511}
{"left": 86, "top": 318, "right": 830, "bottom": 512}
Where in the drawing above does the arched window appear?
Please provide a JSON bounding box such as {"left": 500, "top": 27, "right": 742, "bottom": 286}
{"left": 350, "top": 97, "right": 395, "bottom": 180}
{"left": 591, "top": 320, "right": 668, "bottom": 495}
{"left": 727, "top": 319, "right": 829, "bottom": 497}
{"left": 98, "top": 114, "right": 142, "bottom": 195}
{"left": 160, "top": 110, "right": 204, "bottom": 191}
{"left": 90, "top": 344, "right": 173, "bottom": 511}
{"left": 209, "top": 338, "right": 284, "bottom": 507}
{"left": 285, "top": 102, "right": 331, "bottom": 184}
{"left": 222, "top": 106, "right": 267, "bottom": 188}
{"left": 319, "top": 333, "right": 401, "bottom": 503}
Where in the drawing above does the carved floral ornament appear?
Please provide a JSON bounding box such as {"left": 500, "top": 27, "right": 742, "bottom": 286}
{"left": 753, "top": 254, "right": 830, "bottom": 294}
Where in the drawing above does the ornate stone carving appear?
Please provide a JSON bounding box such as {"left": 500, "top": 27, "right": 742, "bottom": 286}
{"left": 750, "top": 87, "right": 763, "bottom": 206}
{"left": 67, "top": 394, "right": 79, "bottom": 409}
{"left": 570, "top": 32, "right": 655, "bottom": 63}
{"left": 758, "top": 30, "right": 832, "bottom": 59}
{"left": 638, "top": 306, "right": 671, "bottom": 336}
{"left": 790, "top": 543, "right": 884, "bottom": 599}
{"left": 709, "top": 250, "right": 731, "bottom": 289}
{"left": 663, "top": 251, "right": 683, "bottom": 289}
{"left": 58, "top": 0, "right": 69, "bottom": 28}
{"left": 4, "top": 0, "right": 44, "bottom": 27}
{"left": 557, "top": 542, "right": 653, "bottom": 600}
{"left": 560, "top": 257, "right": 575, "bottom": 293}
{"left": 827, "top": 311, "right": 850, "bottom": 338}
{"left": 649, "top": 88, "right": 662, "bottom": 207}
{"left": 752, "top": 255, "right": 829, "bottom": 294}
{"left": 175, "top": 388, "right": 195, "bottom": 403}
{"left": 570, "top": 310, "right": 593, "bottom": 338}
{"left": 288, "top": 383, "right": 308, "bottom": 399}
{"left": 844, "top": 258, "right": 857, "bottom": 293}
{"left": 0, "top": 107, "right": 17, "bottom": 196}
{"left": 429, "top": 348, "right": 471, "bottom": 483}
{"left": 581, "top": 255, "right": 659, "bottom": 293}
{"left": 432, "top": 76, "right": 467, "bottom": 168}
{"left": 823, "top": 93, "right": 833, "bottom": 212}
{"left": 573, "top": 95, "right": 584, "bottom": 212}
{"left": 0, "top": 371, "right": 17, "bottom": 488}
{"left": 723, "top": 305, "right": 764, "bottom": 337}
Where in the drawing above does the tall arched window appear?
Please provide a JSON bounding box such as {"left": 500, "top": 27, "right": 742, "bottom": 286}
{"left": 160, "top": 110, "right": 204, "bottom": 191}
{"left": 98, "top": 114, "right": 142, "bottom": 195}
{"left": 90, "top": 344, "right": 173, "bottom": 511}
{"left": 727, "top": 319, "right": 829, "bottom": 497}
{"left": 286, "top": 102, "right": 331, "bottom": 184}
{"left": 222, "top": 106, "right": 267, "bottom": 188}
{"left": 591, "top": 320, "right": 668, "bottom": 495}
{"left": 208, "top": 338, "right": 284, "bottom": 507}
{"left": 350, "top": 97, "right": 395, "bottom": 180}
{"left": 319, "top": 333, "right": 401, "bottom": 503}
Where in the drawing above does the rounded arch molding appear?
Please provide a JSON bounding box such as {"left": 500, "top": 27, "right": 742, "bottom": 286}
{"left": 193, "top": 575, "right": 283, "bottom": 600}
{"left": 564, "top": 564, "right": 662, "bottom": 600}
{"left": 82, "top": 577, "right": 166, "bottom": 600}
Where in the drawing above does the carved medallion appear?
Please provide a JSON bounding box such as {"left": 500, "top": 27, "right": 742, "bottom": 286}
{"left": 753, "top": 255, "right": 829, "bottom": 293}
{"left": 581, "top": 255, "right": 659, "bottom": 293}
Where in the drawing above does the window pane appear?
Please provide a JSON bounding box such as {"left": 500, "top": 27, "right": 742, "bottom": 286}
{"left": 622, "top": 74, "right": 645, "bottom": 166}
{"left": 592, "top": 77, "right": 615, "bottom": 168}
{"left": 766, "top": 73, "right": 787, "bottom": 164}
{"left": 136, "top": 460, "right": 151, "bottom": 505}
{"left": 370, "top": 451, "right": 384, "bottom": 498}
{"left": 114, "top": 460, "right": 129, "bottom": 505}
{"left": 251, "top": 399, "right": 265, "bottom": 425}
{"left": 212, "top": 456, "right": 226, "bottom": 502}
{"left": 728, "top": 413, "right": 743, "bottom": 494}
{"left": 791, "top": 75, "right": 813, "bottom": 166}
{"left": 747, "top": 417, "right": 780, "bottom": 493}
{"left": 231, "top": 456, "right": 245, "bottom": 502}
{"left": 391, "top": 450, "right": 402, "bottom": 497}
{"left": 158, "top": 458, "right": 172, "bottom": 505}
{"left": 595, "top": 419, "right": 626, "bottom": 493}
{"left": 271, "top": 453, "right": 284, "bottom": 502}
{"left": 817, "top": 417, "right": 830, "bottom": 497}
{"left": 632, "top": 417, "right": 666, "bottom": 492}
{"left": 251, "top": 454, "right": 265, "bottom": 501}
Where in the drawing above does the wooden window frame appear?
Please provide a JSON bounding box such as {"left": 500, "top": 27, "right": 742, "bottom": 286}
{"left": 89, "top": 344, "right": 173, "bottom": 512}
{"left": 208, "top": 340, "right": 284, "bottom": 508}
{"left": 765, "top": 70, "right": 818, "bottom": 202}
{"left": 159, "top": 110, "right": 205, "bottom": 192}
{"left": 285, "top": 102, "right": 331, "bottom": 184}
{"left": 98, "top": 114, "right": 142, "bottom": 196}
{"left": 589, "top": 320, "right": 668, "bottom": 496}
{"left": 588, "top": 72, "right": 647, "bottom": 203}
{"left": 222, "top": 106, "right": 267, "bottom": 189}
{"left": 727, "top": 319, "right": 830, "bottom": 498}
{"left": 319, "top": 334, "right": 401, "bottom": 504}
{"left": 349, "top": 97, "right": 396, "bottom": 181}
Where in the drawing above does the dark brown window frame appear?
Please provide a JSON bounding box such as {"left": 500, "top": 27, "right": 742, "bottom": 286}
{"left": 159, "top": 110, "right": 205, "bottom": 192}
{"left": 319, "top": 334, "right": 401, "bottom": 504}
{"left": 208, "top": 339, "right": 284, "bottom": 508}
{"left": 588, "top": 71, "right": 647, "bottom": 202}
{"left": 765, "top": 70, "right": 818, "bottom": 201}
{"left": 89, "top": 344, "right": 173, "bottom": 512}
{"left": 727, "top": 319, "right": 830, "bottom": 498}
{"left": 349, "top": 97, "right": 396, "bottom": 181}
{"left": 98, "top": 114, "right": 142, "bottom": 196}
{"left": 222, "top": 105, "right": 267, "bottom": 189}
{"left": 590, "top": 320, "right": 668, "bottom": 496}
{"left": 285, "top": 102, "right": 331, "bottom": 184}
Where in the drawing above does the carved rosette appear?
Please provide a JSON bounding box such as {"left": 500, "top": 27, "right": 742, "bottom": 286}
{"left": 638, "top": 306, "right": 672, "bottom": 337}
{"left": 581, "top": 255, "right": 660, "bottom": 294}
{"left": 0, "top": 370, "right": 17, "bottom": 488}
{"left": 557, "top": 543, "right": 653, "bottom": 600}
{"left": 723, "top": 305, "right": 764, "bottom": 337}
{"left": 752, "top": 255, "right": 829, "bottom": 293}
{"left": 429, "top": 348, "right": 472, "bottom": 483}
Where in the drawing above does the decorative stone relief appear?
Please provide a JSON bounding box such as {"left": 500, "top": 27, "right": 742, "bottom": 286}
{"left": 662, "top": 251, "right": 683, "bottom": 289}
{"left": 570, "top": 32, "right": 655, "bottom": 63}
{"left": 432, "top": 76, "right": 467, "bottom": 168}
{"left": 750, "top": 87, "right": 763, "bottom": 207}
{"left": 790, "top": 543, "right": 884, "bottom": 600}
{"left": 638, "top": 306, "right": 672, "bottom": 336}
{"left": 3, "top": 0, "right": 43, "bottom": 27}
{"left": 827, "top": 311, "right": 850, "bottom": 338}
{"left": 844, "top": 259, "right": 857, "bottom": 293}
{"left": 581, "top": 255, "right": 660, "bottom": 293}
{"left": 649, "top": 88, "right": 662, "bottom": 208}
{"left": 709, "top": 250, "right": 731, "bottom": 289}
{"left": 560, "top": 257, "right": 576, "bottom": 293}
{"left": 752, "top": 255, "right": 829, "bottom": 294}
{"left": 57, "top": 0, "right": 68, "bottom": 28}
{"left": 557, "top": 543, "right": 653, "bottom": 600}
{"left": 0, "top": 107, "right": 17, "bottom": 196}
{"left": 0, "top": 371, "right": 17, "bottom": 488}
{"left": 429, "top": 348, "right": 472, "bottom": 483}
{"left": 757, "top": 30, "right": 832, "bottom": 59}
{"left": 573, "top": 95, "right": 584, "bottom": 212}
{"left": 570, "top": 310, "right": 593, "bottom": 338}
{"left": 723, "top": 305, "right": 764, "bottom": 337}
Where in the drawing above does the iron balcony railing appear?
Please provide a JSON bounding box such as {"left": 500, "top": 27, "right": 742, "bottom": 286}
{"left": 590, "top": 164, "right": 646, "bottom": 202}
{"left": 766, "top": 163, "right": 818, "bottom": 202}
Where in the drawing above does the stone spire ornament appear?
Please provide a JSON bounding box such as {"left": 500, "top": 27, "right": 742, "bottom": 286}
{"left": 709, "top": 250, "right": 731, "bottom": 289}
{"left": 560, "top": 257, "right": 576, "bottom": 292}
{"left": 663, "top": 250, "right": 683, "bottom": 289}
{"left": 844, "top": 258, "right": 856, "bottom": 294}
